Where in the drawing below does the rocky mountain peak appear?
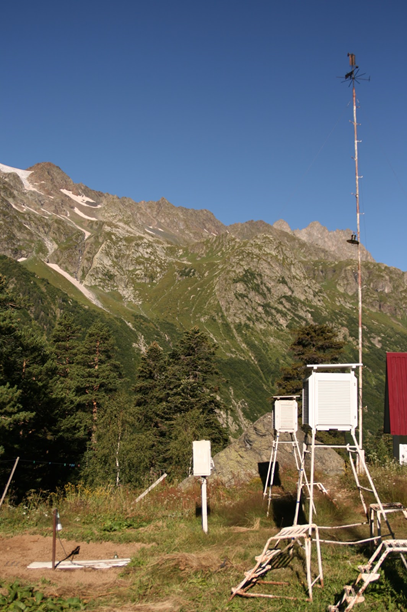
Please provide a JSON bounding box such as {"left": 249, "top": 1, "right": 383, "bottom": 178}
{"left": 0, "top": 160, "right": 376, "bottom": 264}
{"left": 293, "top": 221, "right": 374, "bottom": 262}
{"left": 26, "top": 162, "right": 75, "bottom": 194}
{"left": 273, "top": 218, "right": 374, "bottom": 263}
{"left": 273, "top": 219, "right": 292, "bottom": 233}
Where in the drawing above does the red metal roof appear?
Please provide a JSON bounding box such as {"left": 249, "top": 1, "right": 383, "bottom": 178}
{"left": 384, "top": 353, "right": 407, "bottom": 435}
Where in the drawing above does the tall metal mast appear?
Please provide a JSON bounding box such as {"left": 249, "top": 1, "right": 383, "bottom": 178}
{"left": 344, "top": 53, "right": 367, "bottom": 451}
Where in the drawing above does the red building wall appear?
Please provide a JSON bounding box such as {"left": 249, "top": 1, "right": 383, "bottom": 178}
{"left": 384, "top": 353, "right": 407, "bottom": 435}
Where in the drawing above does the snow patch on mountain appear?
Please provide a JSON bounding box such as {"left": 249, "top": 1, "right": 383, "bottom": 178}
{"left": 60, "top": 189, "right": 101, "bottom": 207}
{"left": 71, "top": 221, "right": 91, "bottom": 239}
{"left": 73, "top": 207, "right": 97, "bottom": 221}
{"left": 46, "top": 263, "right": 101, "bottom": 306}
{"left": 9, "top": 201, "right": 24, "bottom": 212}
{"left": 45, "top": 210, "right": 91, "bottom": 239}
{"left": 24, "top": 205, "right": 48, "bottom": 217}
{"left": 0, "top": 163, "right": 38, "bottom": 191}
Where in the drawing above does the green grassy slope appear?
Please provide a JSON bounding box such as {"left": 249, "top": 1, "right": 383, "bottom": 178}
{"left": 3, "top": 224, "right": 407, "bottom": 438}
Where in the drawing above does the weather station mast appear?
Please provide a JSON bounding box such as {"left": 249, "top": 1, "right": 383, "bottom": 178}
{"left": 342, "top": 53, "right": 369, "bottom": 457}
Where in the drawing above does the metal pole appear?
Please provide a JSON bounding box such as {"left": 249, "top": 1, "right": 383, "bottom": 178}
{"left": 201, "top": 477, "right": 208, "bottom": 534}
{"left": 351, "top": 63, "right": 363, "bottom": 452}
{"left": 309, "top": 428, "right": 316, "bottom": 527}
{"left": 52, "top": 508, "right": 57, "bottom": 570}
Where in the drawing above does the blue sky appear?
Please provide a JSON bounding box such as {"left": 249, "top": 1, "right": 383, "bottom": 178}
{"left": 1, "top": 0, "right": 406, "bottom": 270}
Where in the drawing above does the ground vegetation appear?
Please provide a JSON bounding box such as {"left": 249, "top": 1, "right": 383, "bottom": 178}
{"left": 0, "top": 465, "right": 406, "bottom": 611}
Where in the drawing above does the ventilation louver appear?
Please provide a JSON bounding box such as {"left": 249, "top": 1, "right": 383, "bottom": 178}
{"left": 303, "top": 372, "right": 357, "bottom": 431}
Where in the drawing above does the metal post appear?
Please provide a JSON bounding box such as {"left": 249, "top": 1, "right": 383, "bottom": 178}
{"left": 52, "top": 509, "right": 57, "bottom": 570}
{"left": 352, "top": 78, "right": 363, "bottom": 453}
{"left": 308, "top": 428, "right": 316, "bottom": 527}
{"left": 264, "top": 432, "right": 279, "bottom": 517}
{"left": 346, "top": 54, "right": 364, "bottom": 459}
{"left": 294, "top": 442, "right": 306, "bottom": 526}
{"left": 201, "top": 477, "right": 208, "bottom": 534}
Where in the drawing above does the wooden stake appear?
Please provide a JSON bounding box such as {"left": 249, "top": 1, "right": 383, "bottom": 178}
{"left": 134, "top": 473, "right": 167, "bottom": 503}
{"left": 0, "top": 457, "right": 19, "bottom": 508}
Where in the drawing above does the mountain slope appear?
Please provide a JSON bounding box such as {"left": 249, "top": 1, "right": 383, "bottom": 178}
{"left": 1, "top": 161, "right": 407, "bottom": 435}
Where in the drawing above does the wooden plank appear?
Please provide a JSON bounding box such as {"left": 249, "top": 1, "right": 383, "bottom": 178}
{"left": 28, "top": 558, "right": 130, "bottom": 570}
{"left": 135, "top": 473, "right": 167, "bottom": 502}
{"left": 239, "top": 592, "right": 297, "bottom": 600}
{"left": 0, "top": 457, "right": 19, "bottom": 508}
{"left": 360, "top": 573, "right": 380, "bottom": 583}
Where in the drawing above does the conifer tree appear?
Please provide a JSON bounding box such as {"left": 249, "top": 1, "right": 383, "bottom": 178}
{"left": 51, "top": 314, "right": 81, "bottom": 380}
{"left": 74, "top": 322, "right": 122, "bottom": 446}
{"left": 49, "top": 315, "right": 86, "bottom": 459}
{"left": 0, "top": 275, "right": 34, "bottom": 454}
{"left": 276, "top": 323, "right": 345, "bottom": 396}
{"left": 163, "top": 328, "right": 228, "bottom": 478}
{"left": 134, "top": 329, "right": 228, "bottom": 480}
{"left": 75, "top": 322, "right": 127, "bottom": 483}
{"left": 133, "top": 342, "right": 168, "bottom": 476}
{"left": 0, "top": 275, "right": 64, "bottom": 492}
{"left": 275, "top": 323, "right": 347, "bottom": 446}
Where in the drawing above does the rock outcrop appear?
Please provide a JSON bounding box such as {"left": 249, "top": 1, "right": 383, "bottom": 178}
{"left": 211, "top": 413, "right": 344, "bottom": 487}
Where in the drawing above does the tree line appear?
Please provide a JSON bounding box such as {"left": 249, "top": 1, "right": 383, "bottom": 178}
{"left": 0, "top": 274, "right": 228, "bottom": 497}
{"left": 4, "top": 261, "right": 382, "bottom": 499}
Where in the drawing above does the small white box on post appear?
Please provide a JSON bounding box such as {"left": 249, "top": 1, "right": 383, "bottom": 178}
{"left": 273, "top": 398, "right": 298, "bottom": 433}
{"left": 193, "top": 440, "right": 211, "bottom": 534}
{"left": 193, "top": 440, "right": 212, "bottom": 477}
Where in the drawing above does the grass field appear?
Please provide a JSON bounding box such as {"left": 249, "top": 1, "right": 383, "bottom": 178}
{"left": 0, "top": 465, "right": 407, "bottom": 611}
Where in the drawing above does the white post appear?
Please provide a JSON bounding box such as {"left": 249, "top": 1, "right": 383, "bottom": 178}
{"left": 193, "top": 440, "right": 211, "bottom": 534}
{"left": 309, "top": 428, "right": 316, "bottom": 527}
{"left": 52, "top": 509, "right": 57, "bottom": 570}
{"left": 201, "top": 477, "right": 208, "bottom": 534}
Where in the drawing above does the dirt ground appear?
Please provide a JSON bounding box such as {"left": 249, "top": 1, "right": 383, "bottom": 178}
{"left": 0, "top": 533, "right": 145, "bottom": 601}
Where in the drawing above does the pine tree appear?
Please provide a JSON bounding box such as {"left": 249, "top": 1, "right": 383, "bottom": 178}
{"left": 51, "top": 314, "right": 81, "bottom": 381}
{"left": 74, "top": 322, "right": 122, "bottom": 446}
{"left": 276, "top": 323, "right": 345, "bottom": 396}
{"left": 0, "top": 276, "right": 34, "bottom": 454}
{"left": 0, "top": 275, "right": 65, "bottom": 493}
{"left": 75, "top": 322, "right": 127, "bottom": 483}
{"left": 133, "top": 342, "right": 168, "bottom": 477}
{"left": 160, "top": 328, "right": 228, "bottom": 479}
{"left": 275, "top": 323, "right": 346, "bottom": 446}
{"left": 133, "top": 329, "right": 229, "bottom": 481}
{"left": 49, "top": 315, "right": 86, "bottom": 460}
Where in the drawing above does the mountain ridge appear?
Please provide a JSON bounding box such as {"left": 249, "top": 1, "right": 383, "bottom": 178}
{"left": 2, "top": 161, "right": 374, "bottom": 260}
{"left": 1, "top": 160, "right": 406, "bottom": 436}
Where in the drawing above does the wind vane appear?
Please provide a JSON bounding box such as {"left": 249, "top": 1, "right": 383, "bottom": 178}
{"left": 341, "top": 52, "right": 370, "bottom": 86}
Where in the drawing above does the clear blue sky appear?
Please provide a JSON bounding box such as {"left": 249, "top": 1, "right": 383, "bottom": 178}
{"left": 1, "top": 0, "right": 406, "bottom": 270}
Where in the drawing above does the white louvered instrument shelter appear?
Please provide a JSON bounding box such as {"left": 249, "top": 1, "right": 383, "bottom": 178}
{"left": 273, "top": 398, "right": 298, "bottom": 432}
{"left": 303, "top": 371, "right": 358, "bottom": 431}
